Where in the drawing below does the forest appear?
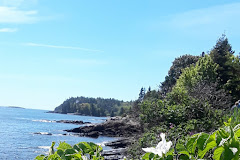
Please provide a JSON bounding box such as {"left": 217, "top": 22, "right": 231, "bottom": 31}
{"left": 53, "top": 96, "right": 132, "bottom": 117}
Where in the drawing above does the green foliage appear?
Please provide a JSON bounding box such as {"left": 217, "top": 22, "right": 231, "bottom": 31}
{"left": 129, "top": 35, "right": 240, "bottom": 159}
{"left": 160, "top": 54, "right": 200, "bottom": 95}
{"left": 174, "top": 55, "right": 218, "bottom": 92}
{"left": 142, "top": 118, "right": 240, "bottom": 160}
{"left": 175, "top": 119, "right": 240, "bottom": 160}
{"left": 35, "top": 141, "right": 104, "bottom": 160}
{"left": 54, "top": 96, "right": 132, "bottom": 117}
{"left": 210, "top": 35, "right": 240, "bottom": 102}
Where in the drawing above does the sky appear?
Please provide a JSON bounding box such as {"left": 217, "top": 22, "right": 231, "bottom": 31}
{"left": 0, "top": 0, "right": 240, "bottom": 110}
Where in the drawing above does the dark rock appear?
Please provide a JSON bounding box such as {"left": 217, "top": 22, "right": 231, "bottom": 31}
{"left": 56, "top": 120, "right": 91, "bottom": 125}
{"left": 65, "top": 116, "right": 141, "bottom": 137}
{"left": 105, "top": 138, "right": 133, "bottom": 149}
{"left": 87, "top": 131, "right": 100, "bottom": 138}
{"left": 46, "top": 111, "right": 54, "bottom": 113}
{"left": 102, "top": 148, "right": 127, "bottom": 160}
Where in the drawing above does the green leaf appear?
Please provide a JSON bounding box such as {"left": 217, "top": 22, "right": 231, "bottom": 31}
{"left": 35, "top": 155, "right": 46, "bottom": 160}
{"left": 178, "top": 154, "right": 190, "bottom": 160}
{"left": 165, "top": 155, "right": 173, "bottom": 160}
{"left": 186, "top": 133, "right": 200, "bottom": 153}
{"left": 222, "top": 146, "right": 234, "bottom": 160}
{"left": 176, "top": 144, "right": 186, "bottom": 152}
{"left": 47, "top": 154, "right": 61, "bottom": 160}
{"left": 198, "top": 132, "right": 217, "bottom": 158}
{"left": 233, "top": 124, "right": 240, "bottom": 138}
{"left": 57, "top": 142, "right": 73, "bottom": 150}
{"left": 216, "top": 131, "right": 223, "bottom": 146}
{"left": 218, "top": 128, "right": 229, "bottom": 139}
{"left": 56, "top": 149, "right": 64, "bottom": 157}
{"left": 142, "top": 152, "right": 155, "bottom": 160}
{"left": 64, "top": 148, "right": 77, "bottom": 155}
{"left": 178, "top": 151, "right": 190, "bottom": 157}
{"left": 196, "top": 132, "right": 209, "bottom": 150}
{"left": 73, "top": 144, "right": 81, "bottom": 152}
{"left": 213, "top": 146, "right": 224, "bottom": 160}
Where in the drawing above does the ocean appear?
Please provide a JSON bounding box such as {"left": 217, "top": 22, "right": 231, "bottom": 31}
{"left": 0, "top": 107, "right": 117, "bottom": 160}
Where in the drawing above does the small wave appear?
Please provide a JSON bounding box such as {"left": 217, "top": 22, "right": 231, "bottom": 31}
{"left": 38, "top": 146, "right": 50, "bottom": 150}
{"left": 96, "top": 141, "right": 108, "bottom": 147}
{"left": 32, "top": 119, "right": 56, "bottom": 123}
{"left": 34, "top": 132, "right": 52, "bottom": 135}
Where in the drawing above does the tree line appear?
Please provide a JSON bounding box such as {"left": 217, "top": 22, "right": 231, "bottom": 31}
{"left": 54, "top": 96, "right": 132, "bottom": 117}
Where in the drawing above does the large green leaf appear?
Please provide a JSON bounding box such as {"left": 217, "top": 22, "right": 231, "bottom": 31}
{"left": 186, "top": 133, "right": 200, "bottom": 153}
{"left": 222, "top": 146, "right": 234, "bottom": 160}
{"left": 218, "top": 128, "right": 229, "bottom": 139}
{"left": 213, "top": 146, "right": 224, "bottom": 160}
{"left": 233, "top": 124, "right": 240, "bottom": 138}
{"left": 57, "top": 142, "right": 73, "bottom": 150}
{"left": 176, "top": 144, "right": 186, "bottom": 152}
{"left": 196, "top": 132, "right": 209, "bottom": 150}
{"left": 198, "top": 132, "right": 217, "bottom": 158}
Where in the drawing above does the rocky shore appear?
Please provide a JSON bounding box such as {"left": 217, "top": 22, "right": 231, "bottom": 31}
{"left": 56, "top": 120, "right": 91, "bottom": 125}
{"left": 65, "top": 116, "right": 141, "bottom": 159}
{"left": 65, "top": 116, "right": 141, "bottom": 138}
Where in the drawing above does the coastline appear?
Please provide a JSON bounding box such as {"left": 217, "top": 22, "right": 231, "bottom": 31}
{"left": 63, "top": 116, "right": 141, "bottom": 159}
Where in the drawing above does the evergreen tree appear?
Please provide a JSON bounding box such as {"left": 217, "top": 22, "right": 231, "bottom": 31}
{"left": 210, "top": 35, "right": 240, "bottom": 102}
{"left": 138, "top": 87, "right": 146, "bottom": 102}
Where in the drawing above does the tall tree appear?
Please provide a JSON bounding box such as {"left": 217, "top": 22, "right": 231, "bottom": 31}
{"left": 210, "top": 35, "right": 240, "bottom": 102}
{"left": 138, "top": 87, "right": 146, "bottom": 102}
{"left": 160, "top": 54, "right": 199, "bottom": 95}
{"left": 210, "top": 34, "right": 234, "bottom": 84}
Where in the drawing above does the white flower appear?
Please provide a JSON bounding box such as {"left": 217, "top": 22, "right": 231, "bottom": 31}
{"left": 82, "top": 156, "right": 88, "bottom": 160}
{"left": 142, "top": 133, "right": 172, "bottom": 157}
{"left": 219, "top": 138, "right": 228, "bottom": 146}
{"left": 230, "top": 147, "right": 238, "bottom": 155}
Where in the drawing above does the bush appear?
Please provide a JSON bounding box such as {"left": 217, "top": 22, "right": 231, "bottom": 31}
{"left": 35, "top": 141, "right": 104, "bottom": 160}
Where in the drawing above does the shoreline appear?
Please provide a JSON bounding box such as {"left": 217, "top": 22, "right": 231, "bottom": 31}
{"left": 63, "top": 116, "right": 141, "bottom": 159}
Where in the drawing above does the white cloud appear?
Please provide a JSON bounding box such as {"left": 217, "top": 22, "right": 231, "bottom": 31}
{"left": 0, "top": 28, "right": 18, "bottom": 32}
{"left": 24, "top": 42, "right": 104, "bottom": 52}
{"left": 0, "top": 6, "right": 38, "bottom": 23}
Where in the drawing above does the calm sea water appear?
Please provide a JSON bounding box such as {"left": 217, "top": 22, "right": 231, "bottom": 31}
{"left": 0, "top": 107, "right": 117, "bottom": 160}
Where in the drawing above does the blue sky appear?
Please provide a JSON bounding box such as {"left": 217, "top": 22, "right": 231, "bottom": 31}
{"left": 0, "top": 0, "right": 240, "bottom": 110}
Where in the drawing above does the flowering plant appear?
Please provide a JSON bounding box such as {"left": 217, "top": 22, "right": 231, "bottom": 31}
{"left": 142, "top": 133, "right": 173, "bottom": 159}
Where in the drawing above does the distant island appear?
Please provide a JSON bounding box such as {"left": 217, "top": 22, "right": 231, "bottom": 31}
{"left": 0, "top": 106, "right": 25, "bottom": 109}
{"left": 52, "top": 96, "right": 132, "bottom": 117}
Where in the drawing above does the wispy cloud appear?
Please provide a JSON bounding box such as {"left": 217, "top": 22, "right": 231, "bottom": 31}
{"left": 0, "top": 28, "right": 18, "bottom": 32}
{"left": 0, "top": 6, "right": 38, "bottom": 23}
{"left": 24, "top": 42, "right": 104, "bottom": 52}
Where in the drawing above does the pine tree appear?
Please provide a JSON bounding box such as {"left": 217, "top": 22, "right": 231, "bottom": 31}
{"left": 210, "top": 34, "right": 240, "bottom": 102}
